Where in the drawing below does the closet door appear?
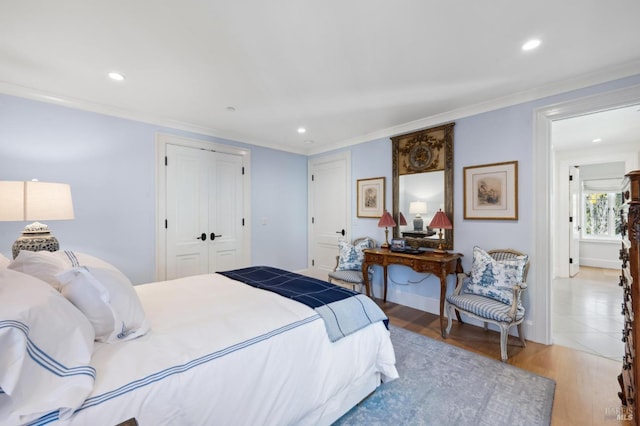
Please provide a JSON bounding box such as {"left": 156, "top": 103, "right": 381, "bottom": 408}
{"left": 166, "top": 144, "right": 244, "bottom": 279}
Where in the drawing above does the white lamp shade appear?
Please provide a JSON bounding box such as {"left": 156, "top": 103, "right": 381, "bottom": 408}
{"left": 0, "top": 181, "right": 74, "bottom": 221}
{"left": 409, "top": 201, "right": 427, "bottom": 215}
{"left": 0, "top": 181, "right": 26, "bottom": 221}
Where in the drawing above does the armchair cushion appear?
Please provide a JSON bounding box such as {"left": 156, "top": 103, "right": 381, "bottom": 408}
{"left": 336, "top": 238, "right": 375, "bottom": 271}
{"left": 463, "top": 246, "right": 528, "bottom": 306}
{"left": 447, "top": 292, "right": 525, "bottom": 323}
{"left": 328, "top": 269, "right": 365, "bottom": 284}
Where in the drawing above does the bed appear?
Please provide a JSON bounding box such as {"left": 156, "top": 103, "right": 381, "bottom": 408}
{"left": 0, "top": 251, "right": 398, "bottom": 426}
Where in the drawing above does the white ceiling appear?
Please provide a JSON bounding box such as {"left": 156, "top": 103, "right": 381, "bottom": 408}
{"left": 1, "top": 1, "right": 640, "bottom": 155}
{"left": 552, "top": 104, "right": 640, "bottom": 151}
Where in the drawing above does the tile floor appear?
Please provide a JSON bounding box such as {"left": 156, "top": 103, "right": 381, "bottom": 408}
{"left": 552, "top": 266, "right": 624, "bottom": 361}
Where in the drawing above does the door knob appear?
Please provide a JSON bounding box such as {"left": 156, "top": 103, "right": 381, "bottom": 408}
{"left": 197, "top": 233, "right": 207, "bottom": 241}
{"left": 211, "top": 233, "right": 222, "bottom": 241}
{"left": 335, "top": 229, "right": 345, "bottom": 236}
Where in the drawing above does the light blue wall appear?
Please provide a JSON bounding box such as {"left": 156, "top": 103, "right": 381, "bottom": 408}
{"left": 0, "top": 94, "right": 308, "bottom": 283}
{"left": 250, "top": 146, "right": 308, "bottom": 268}
{"left": 2, "top": 73, "right": 640, "bottom": 298}
{"left": 313, "top": 74, "right": 640, "bottom": 313}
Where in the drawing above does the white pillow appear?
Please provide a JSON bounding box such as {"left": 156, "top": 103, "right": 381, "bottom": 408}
{"left": 0, "top": 253, "right": 9, "bottom": 268}
{"left": 0, "top": 269, "right": 95, "bottom": 424}
{"left": 8, "top": 250, "right": 122, "bottom": 291}
{"left": 7, "top": 250, "right": 67, "bottom": 290}
{"left": 56, "top": 266, "right": 150, "bottom": 343}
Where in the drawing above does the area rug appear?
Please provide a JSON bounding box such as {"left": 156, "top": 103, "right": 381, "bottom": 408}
{"left": 334, "top": 325, "right": 555, "bottom": 426}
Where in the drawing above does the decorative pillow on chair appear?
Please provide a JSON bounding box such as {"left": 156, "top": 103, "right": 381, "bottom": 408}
{"left": 463, "top": 246, "right": 528, "bottom": 306}
{"left": 336, "top": 238, "right": 375, "bottom": 271}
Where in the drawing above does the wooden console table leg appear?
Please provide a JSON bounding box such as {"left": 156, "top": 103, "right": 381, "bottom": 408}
{"left": 362, "top": 261, "right": 371, "bottom": 298}
{"left": 439, "top": 269, "right": 447, "bottom": 337}
{"left": 383, "top": 265, "right": 389, "bottom": 302}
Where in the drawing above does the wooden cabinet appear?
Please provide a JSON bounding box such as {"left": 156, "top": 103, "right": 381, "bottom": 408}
{"left": 619, "top": 170, "right": 640, "bottom": 424}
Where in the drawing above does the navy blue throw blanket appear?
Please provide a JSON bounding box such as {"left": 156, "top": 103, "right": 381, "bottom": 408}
{"left": 219, "top": 266, "right": 358, "bottom": 307}
{"left": 218, "top": 266, "right": 389, "bottom": 341}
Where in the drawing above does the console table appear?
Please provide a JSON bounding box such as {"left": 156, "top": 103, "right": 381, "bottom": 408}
{"left": 362, "top": 248, "right": 463, "bottom": 337}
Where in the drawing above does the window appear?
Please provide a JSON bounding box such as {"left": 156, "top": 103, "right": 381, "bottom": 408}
{"left": 582, "top": 188, "right": 623, "bottom": 239}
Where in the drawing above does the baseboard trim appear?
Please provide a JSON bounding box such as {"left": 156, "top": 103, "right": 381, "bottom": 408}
{"left": 579, "top": 258, "right": 619, "bottom": 269}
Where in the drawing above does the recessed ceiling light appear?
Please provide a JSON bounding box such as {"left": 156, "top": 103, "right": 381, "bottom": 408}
{"left": 522, "top": 39, "right": 541, "bottom": 51}
{"left": 297, "top": 127, "right": 306, "bottom": 134}
{"left": 592, "top": 138, "right": 602, "bottom": 143}
{"left": 108, "top": 72, "right": 126, "bottom": 81}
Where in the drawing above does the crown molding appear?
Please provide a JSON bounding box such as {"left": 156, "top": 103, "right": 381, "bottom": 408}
{"left": 307, "top": 60, "right": 640, "bottom": 156}
{"left": 3, "top": 58, "right": 640, "bottom": 158}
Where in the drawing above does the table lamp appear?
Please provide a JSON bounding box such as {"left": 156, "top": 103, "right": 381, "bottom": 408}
{"left": 0, "top": 180, "right": 75, "bottom": 258}
{"left": 377, "top": 210, "right": 397, "bottom": 249}
{"left": 409, "top": 201, "right": 427, "bottom": 231}
{"left": 398, "top": 211, "right": 407, "bottom": 227}
{"left": 429, "top": 209, "right": 452, "bottom": 253}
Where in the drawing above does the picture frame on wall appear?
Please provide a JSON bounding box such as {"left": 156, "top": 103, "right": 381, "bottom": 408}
{"left": 463, "top": 161, "right": 518, "bottom": 220}
{"left": 357, "top": 177, "right": 385, "bottom": 218}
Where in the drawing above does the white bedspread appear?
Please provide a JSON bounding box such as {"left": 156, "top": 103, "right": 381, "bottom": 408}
{"left": 42, "top": 273, "right": 397, "bottom": 425}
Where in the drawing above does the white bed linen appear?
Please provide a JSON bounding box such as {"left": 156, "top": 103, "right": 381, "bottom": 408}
{"left": 43, "top": 273, "right": 398, "bottom": 426}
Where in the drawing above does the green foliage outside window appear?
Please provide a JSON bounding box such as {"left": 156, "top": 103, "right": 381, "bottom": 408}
{"left": 583, "top": 191, "right": 623, "bottom": 238}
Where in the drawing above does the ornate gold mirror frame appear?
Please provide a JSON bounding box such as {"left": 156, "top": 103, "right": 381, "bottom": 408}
{"left": 391, "top": 123, "right": 454, "bottom": 250}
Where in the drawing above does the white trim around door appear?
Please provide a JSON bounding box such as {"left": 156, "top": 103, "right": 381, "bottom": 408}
{"left": 155, "top": 133, "right": 251, "bottom": 281}
{"left": 532, "top": 83, "right": 640, "bottom": 345}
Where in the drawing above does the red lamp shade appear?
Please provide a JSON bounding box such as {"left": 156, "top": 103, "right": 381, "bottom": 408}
{"left": 429, "top": 210, "right": 452, "bottom": 229}
{"left": 398, "top": 212, "right": 407, "bottom": 226}
{"left": 377, "top": 210, "right": 397, "bottom": 228}
{"left": 377, "top": 210, "right": 396, "bottom": 249}
{"left": 429, "top": 209, "right": 452, "bottom": 253}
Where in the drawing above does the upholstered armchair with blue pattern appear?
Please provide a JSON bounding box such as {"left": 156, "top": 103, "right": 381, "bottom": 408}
{"left": 328, "top": 237, "right": 377, "bottom": 294}
{"left": 444, "top": 247, "right": 529, "bottom": 362}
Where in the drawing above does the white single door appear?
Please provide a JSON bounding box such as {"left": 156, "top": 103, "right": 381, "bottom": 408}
{"left": 569, "top": 166, "right": 580, "bottom": 277}
{"left": 166, "top": 144, "right": 244, "bottom": 279}
{"left": 309, "top": 153, "right": 350, "bottom": 280}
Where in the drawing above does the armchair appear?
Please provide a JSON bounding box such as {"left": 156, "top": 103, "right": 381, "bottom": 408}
{"left": 328, "top": 237, "right": 376, "bottom": 294}
{"left": 444, "top": 247, "right": 529, "bottom": 362}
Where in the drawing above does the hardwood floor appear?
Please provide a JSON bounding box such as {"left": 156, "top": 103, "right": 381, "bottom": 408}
{"left": 379, "top": 299, "right": 630, "bottom": 425}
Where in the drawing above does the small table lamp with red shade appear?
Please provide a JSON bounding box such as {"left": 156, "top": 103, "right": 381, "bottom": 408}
{"left": 429, "top": 209, "right": 452, "bottom": 253}
{"left": 398, "top": 211, "right": 408, "bottom": 227}
{"left": 377, "top": 210, "right": 397, "bottom": 249}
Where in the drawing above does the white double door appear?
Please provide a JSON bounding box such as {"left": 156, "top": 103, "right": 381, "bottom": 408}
{"left": 166, "top": 143, "right": 244, "bottom": 279}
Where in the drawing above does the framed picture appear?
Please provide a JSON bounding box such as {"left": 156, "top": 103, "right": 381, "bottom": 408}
{"left": 463, "top": 161, "right": 518, "bottom": 220}
{"left": 357, "top": 177, "right": 385, "bottom": 218}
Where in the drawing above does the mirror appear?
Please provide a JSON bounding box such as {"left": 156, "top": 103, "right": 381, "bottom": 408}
{"left": 392, "top": 123, "right": 454, "bottom": 250}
